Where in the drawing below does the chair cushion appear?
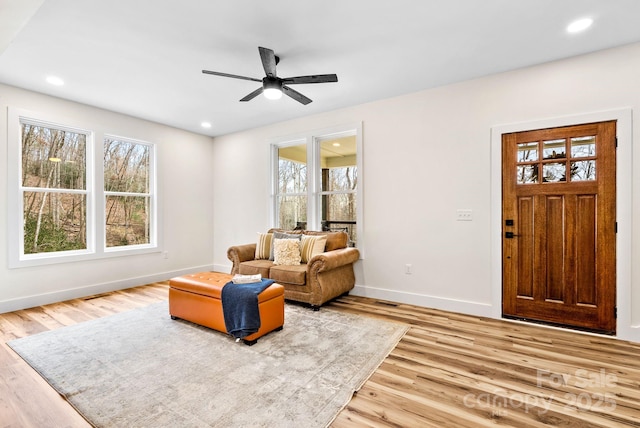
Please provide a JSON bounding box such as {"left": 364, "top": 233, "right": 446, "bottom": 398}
{"left": 238, "top": 260, "right": 274, "bottom": 278}
{"left": 269, "top": 264, "right": 307, "bottom": 286}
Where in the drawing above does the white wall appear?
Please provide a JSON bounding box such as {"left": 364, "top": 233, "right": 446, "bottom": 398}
{"left": 0, "top": 84, "right": 215, "bottom": 312}
{"left": 211, "top": 42, "right": 640, "bottom": 343}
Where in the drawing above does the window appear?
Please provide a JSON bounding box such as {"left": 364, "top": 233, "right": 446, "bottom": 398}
{"left": 8, "top": 108, "right": 158, "bottom": 267}
{"left": 104, "top": 137, "right": 153, "bottom": 249}
{"left": 317, "top": 135, "right": 358, "bottom": 244}
{"left": 275, "top": 140, "right": 307, "bottom": 230}
{"left": 20, "top": 121, "right": 90, "bottom": 255}
{"left": 271, "top": 123, "right": 362, "bottom": 248}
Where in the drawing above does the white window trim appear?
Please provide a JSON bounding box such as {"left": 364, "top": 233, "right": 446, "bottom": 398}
{"left": 7, "top": 107, "right": 161, "bottom": 268}
{"left": 102, "top": 135, "right": 158, "bottom": 255}
{"left": 269, "top": 122, "right": 363, "bottom": 256}
{"left": 270, "top": 136, "right": 308, "bottom": 230}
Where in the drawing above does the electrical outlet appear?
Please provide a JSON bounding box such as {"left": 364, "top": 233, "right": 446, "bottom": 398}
{"left": 405, "top": 264, "right": 412, "bottom": 274}
{"left": 456, "top": 209, "right": 473, "bottom": 221}
{"left": 163, "top": 251, "right": 169, "bottom": 259}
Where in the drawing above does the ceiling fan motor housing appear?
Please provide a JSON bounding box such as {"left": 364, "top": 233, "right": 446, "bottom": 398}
{"left": 263, "top": 76, "right": 281, "bottom": 91}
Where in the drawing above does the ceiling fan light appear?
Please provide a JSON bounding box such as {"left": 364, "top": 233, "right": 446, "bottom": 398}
{"left": 264, "top": 87, "right": 282, "bottom": 100}
{"left": 263, "top": 77, "right": 282, "bottom": 100}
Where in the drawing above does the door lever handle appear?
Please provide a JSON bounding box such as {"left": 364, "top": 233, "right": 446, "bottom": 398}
{"left": 505, "top": 232, "right": 520, "bottom": 239}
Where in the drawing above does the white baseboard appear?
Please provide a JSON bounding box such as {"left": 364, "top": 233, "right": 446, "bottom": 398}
{"left": 617, "top": 324, "right": 640, "bottom": 344}
{"left": 212, "top": 263, "right": 232, "bottom": 274}
{"left": 351, "top": 285, "right": 640, "bottom": 344}
{"left": 0, "top": 264, "right": 214, "bottom": 314}
{"left": 350, "top": 284, "right": 494, "bottom": 318}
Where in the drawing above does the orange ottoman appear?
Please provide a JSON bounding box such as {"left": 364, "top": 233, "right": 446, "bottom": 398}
{"left": 169, "top": 272, "right": 284, "bottom": 345}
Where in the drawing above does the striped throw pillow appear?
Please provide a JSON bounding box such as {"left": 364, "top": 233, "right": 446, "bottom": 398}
{"left": 255, "top": 233, "right": 273, "bottom": 259}
{"left": 300, "top": 235, "right": 327, "bottom": 263}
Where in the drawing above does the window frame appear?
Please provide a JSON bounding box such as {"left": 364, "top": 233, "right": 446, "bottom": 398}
{"left": 314, "top": 131, "right": 359, "bottom": 241}
{"left": 103, "top": 135, "right": 157, "bottom": 254}
{"left": 7, "top": 107, "right": 160, "bottom": 268}
{"left": 271, "top": 137, "right": 308, "bottom": 231}
{"left": 270, "top": 122, "right": 363, "bottom": 254}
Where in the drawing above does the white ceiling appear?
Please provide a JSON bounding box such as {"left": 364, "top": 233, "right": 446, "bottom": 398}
{"left": 2, "top": 0, "right": 640, "bottom": 137}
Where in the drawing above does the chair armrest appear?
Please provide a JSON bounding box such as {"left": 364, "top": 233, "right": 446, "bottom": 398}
{"left": 227, "top": 243, "right": 257, "bottom": 274}
{"left": 307, "top": 247, "right": 360, "bottom": 272}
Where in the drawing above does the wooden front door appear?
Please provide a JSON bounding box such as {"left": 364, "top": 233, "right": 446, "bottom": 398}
{"left": 502, "top": 121, "right": 616, "bottom": 334}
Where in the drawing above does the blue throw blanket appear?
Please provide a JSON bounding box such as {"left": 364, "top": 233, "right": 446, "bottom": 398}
{"left": 221, "top": 279, "right": 274, "bottom": 339}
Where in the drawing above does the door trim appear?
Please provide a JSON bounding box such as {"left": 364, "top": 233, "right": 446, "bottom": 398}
{"left": 489, "top": 109, "right": 635, "bottom": 341}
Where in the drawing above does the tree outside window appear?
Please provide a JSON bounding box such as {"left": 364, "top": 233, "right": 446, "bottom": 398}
{"left": 104, "top": 138, "right": 151, "bottom": 248}
{"left": 21, "top": 122, "right": 87, "bottom": 254}
{"left": 276, "top": 142, "right": 307, "bottom": 230}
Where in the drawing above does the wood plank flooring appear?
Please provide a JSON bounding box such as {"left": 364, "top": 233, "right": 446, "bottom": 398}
{"left": 1, "top": 282, "right": 639, "bottom": 427}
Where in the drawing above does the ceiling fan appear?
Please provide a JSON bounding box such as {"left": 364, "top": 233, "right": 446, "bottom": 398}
{"left": 202, "top": 46, "right": 338, "bottom": 105}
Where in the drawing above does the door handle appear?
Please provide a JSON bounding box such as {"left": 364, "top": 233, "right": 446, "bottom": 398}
{"left": 505, "top": 232, "right": 520, "bottom": 239}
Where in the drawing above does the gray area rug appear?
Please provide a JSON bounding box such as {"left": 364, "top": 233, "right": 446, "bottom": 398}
{"left": 8, "top": 301, "right": 407, "bottom": 427}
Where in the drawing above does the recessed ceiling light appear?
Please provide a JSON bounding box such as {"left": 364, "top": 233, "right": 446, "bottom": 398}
{"left": 567, "top": 17, "right": 593, "bottom": 34}
{"left": 46, "top": 75, "right": 64, "bottom": 86}
{"left": 201, "top": 122, "right": 212, "bottom": 129}
{"left": 332, "top": 142, "right": 341, "bottom": 147}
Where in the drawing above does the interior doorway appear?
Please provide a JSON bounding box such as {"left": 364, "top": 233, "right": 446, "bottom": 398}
{"left": 501, "top": 121, "right": 617, "bottom": 334}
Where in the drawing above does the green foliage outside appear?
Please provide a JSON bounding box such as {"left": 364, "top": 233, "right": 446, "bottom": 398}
{"left": 23, "top": 213, "right": 85, "bottom": 254}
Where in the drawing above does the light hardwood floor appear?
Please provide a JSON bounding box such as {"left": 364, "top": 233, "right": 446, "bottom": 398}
{"left": 1, "top": 282, "right": 639, "bottom": 427}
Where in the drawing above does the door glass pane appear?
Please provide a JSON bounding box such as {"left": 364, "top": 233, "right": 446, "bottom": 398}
{"left": 543, "top": 162, "right": 566, "bottom": 182}
{"left": 543, "top": 139, "right": 566, "bottom": 160}
{"left": 517, "top": 142, "right": 538, "bottom": 162}
{"left": 517, "top": 165, "right": 538, "bottom": 184}
{"left": 571, "top": 160, "right": 596, "bottom": 181}
{"left": 571, "top": 136, "right": 596, "bottom": 158}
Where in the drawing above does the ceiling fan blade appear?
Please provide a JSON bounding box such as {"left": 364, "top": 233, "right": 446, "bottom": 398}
{"left": 239, "top": 87, "right": 263, "bottom": 102}
{"left": 202, "top": 70, "right": 262, "bottom": 83}
{"left": 282, "top": 74, "right": 338, "bottom": 85}
{"left": 259, "top": 46, "right": 277, "bottom": 77}
{"left": 282, "top": 85, "right": 312, "bottom": 105}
